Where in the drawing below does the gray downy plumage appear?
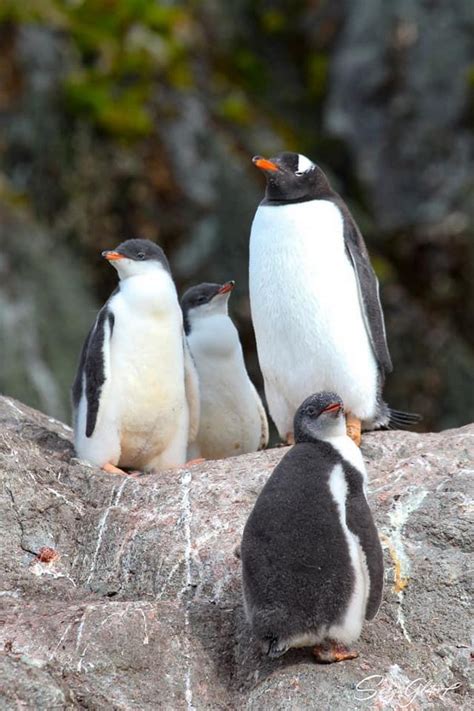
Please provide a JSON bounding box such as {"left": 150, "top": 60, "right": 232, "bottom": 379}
{"left": 241, "top": 391, "right": 384, "bottom": 658}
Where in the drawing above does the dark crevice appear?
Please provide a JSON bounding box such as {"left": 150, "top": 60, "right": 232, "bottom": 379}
{"left": 5, "top": 486, "right": 37, "bottom": 557}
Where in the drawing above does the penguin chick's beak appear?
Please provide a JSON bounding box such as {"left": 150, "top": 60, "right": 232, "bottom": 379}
{"left": 102, "top": 251, "right": 124, "bottom": 261}
{"left": 218, "top": 281, "right": 235, "bottom": 295}
{"left": 322, "top": 403, "right": 343, "bottom": 415}
{"left": 252, "top": 156, "right": 279, "bottom": 172}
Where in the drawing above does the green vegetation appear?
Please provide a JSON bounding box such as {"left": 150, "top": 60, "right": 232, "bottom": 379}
{"left": 2, "top": 0, "right": 196, "bottom": 138}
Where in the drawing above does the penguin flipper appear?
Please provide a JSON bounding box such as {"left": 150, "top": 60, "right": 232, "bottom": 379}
{"left": 340, "top": 205, "right": 393, "bottom": 377}
{"left": 344, "top": 467, "right": 384, "bottom": 620}
{"left": 250, "top": 381, "right": 269, "bottom": 449}
{"left": 73, "top": 304, "right": 114, "bottom": 439}
{"left": 183, "top": 336, "right": 200, "bottom": 443}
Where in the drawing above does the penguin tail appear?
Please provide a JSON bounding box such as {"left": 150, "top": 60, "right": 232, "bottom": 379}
{"left": 387, "top": 409, "right": 422, "bottom": 430}
{"left": 365, "top": 402, "right": 422, "bottom": 431}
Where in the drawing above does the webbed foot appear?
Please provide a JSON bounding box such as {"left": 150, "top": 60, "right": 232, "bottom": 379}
{"left": 345, "top": 414, "right": 362, "bottom": 447}
{"left": 102, "top": 462, "right": 128, "bottom": 476}
{"left": 312, "top": 641, "right": 359, "bottom": 663}
{"left": 266, "top": 637, "right": 289, "bottom": 659}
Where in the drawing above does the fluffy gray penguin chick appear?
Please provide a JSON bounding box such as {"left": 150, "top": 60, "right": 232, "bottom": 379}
{"left": 241, "top": 391, "right": 384, "bottom": 663}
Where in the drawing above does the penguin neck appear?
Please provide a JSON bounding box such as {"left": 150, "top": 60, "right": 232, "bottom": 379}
{"left": 322, "top": 434, "right": 367, "bottom": 481}
{"left": 119, "top": 271, "right": 178, "bottom": 315}
{"left": 261, "top": 185, "right": 335, "bottom": 206}
{"left": 295, "top": 415, "right": 346, "bottom": 443}
{"left": 187, "top": 313, "right": 239, "bottom": 358}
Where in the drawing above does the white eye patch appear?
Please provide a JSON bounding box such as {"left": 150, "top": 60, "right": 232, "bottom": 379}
{"left": 296, "top": 154, "right": 314, "bottom": 175}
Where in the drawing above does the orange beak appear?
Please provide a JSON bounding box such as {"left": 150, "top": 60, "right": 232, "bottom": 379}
{"left": 323, "top": 403, "right": 343, "bottom": 414}
{"left": 252, "top": 156, "right": 279, "bottom": 172}
{"left": 218, "top": 280, "right": 235, "bottom": 295}
{"left": 102, "top": 251, "right": 124, "bottom": 261}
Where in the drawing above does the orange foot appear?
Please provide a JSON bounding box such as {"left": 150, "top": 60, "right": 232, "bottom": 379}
{"left": 185, "top": 458, "right": 206, "bottom": 467}
{"left": 345, "top": 413, "right": 362, "bottom": 447}
{"left": 102, "top": 462, "right": 128, "bottom": 476}
{"left": 285, "top": 432, "right": 295, "bottom": 446}
{"left": 313, "top": 641, "right": 359, "bottom": 664}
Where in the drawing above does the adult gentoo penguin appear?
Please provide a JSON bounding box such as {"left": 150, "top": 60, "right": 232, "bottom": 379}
{"left": 241, "top": 391, "right": 384, "bottom": 663}
{"left": 249, "top": 151, "right": 417, "bottom": 445}
{"left": 72, "top": 238, "right": 199, "bottom": 474}
{"left": 182, "top": 281, "right": 268, "bottom": 459}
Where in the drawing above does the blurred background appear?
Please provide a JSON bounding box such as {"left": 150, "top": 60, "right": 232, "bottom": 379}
{"left": 1, "top": 0, "right": 473, "bottom": 432}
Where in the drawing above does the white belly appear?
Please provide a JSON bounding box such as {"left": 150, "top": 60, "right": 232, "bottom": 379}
{"left": 187, "top": 317, "right": 262, "bottom": 459}
{"left": 327, "top": 463, "right": 370, "bottom": 644}
{"left": 249, "top": 200, "right": 378, "bottom": 434}
{"left": 108, "top": 300, "right": 186, "bottom": 466}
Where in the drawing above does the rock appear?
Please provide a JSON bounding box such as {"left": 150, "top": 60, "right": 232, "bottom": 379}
{"left": 0, "top": 396, "right": 472, "bottom": 709}
{"left": 0, "top": 205, "right": 97, "bottom": 421}
{"left": 326, "top": 0, "right": 474, "bottom": 231}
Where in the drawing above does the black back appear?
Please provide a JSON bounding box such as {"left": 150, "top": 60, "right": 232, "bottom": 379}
{"left": 334, "top": 197, "right": 393, "bottom": 376}
{"left": 241, "top": 440, "right": 352, "bottom": 643}
{"left": 241, "top": 440, "right": 384, "bottom": 644}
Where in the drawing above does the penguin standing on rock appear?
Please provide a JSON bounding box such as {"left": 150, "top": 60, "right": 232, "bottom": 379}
{"left": 241, "top": 392, "right": 384, "bottom": 663}
{"left": 249, "top": 152, "right": 418, "bottom": 446}
{"left": 72, "top": 238, "right": 199, "bottom": 474}
{"left": 182, "top": 281, "right": 268, "bottom": 459}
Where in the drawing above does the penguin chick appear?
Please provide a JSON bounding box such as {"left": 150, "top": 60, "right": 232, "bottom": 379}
{"left": 249, "top": 152, "right": 420, "bottom": 446}
{"left": 72, "top": 238, "right": 199, "bottom": 475}
{"left": 182, "top": 281, "right": 268, "bottom": 460}
{"left": 241, "top": 391, "right": 384, "bottom": 663}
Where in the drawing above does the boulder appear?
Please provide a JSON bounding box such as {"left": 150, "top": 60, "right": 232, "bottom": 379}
{"left": 0, "top": 396, "right": 472, "bottom": 709}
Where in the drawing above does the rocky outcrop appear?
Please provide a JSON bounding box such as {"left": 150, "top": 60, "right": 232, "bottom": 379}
{"left": 0, "top": 396, "right": 472, "bottom": 709}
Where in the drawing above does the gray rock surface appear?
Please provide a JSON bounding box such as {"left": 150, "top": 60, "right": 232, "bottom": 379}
{"left": 0, "top": 395, "right": 472, "bottom": 709}
{"left": 326, "top": 0, "right": 474, "bottom": 231}
{"left": 0, "top": 207, "right": 97, "bottom": 422}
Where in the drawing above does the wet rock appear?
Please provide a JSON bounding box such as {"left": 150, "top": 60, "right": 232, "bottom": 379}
{"left": 0, "top": 396, "right": 472, "bottom": 708}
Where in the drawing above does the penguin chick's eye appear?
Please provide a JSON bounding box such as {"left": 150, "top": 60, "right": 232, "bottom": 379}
{"left": 136, "top": 252, "right": 145, "bottom": 260}
{"left": 306, "top": 406, "right": 316, "bottom": 417}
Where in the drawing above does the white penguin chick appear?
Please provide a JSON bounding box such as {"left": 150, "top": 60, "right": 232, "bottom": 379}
{"left": 72, "top": 238, "right": 199, "bottom": 475}
{"left": 181, "top": 281, "right": 268, "bottom": 460}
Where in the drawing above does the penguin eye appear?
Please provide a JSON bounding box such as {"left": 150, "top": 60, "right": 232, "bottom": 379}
{"left": 137, "top": 252, "right": 146, "bottom": 260}
{"left": 306, "top": 406, "right": 316, "bottom": 417}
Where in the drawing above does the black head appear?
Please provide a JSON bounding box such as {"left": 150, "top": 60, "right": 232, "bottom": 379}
{"left": 181, "top": 281, "right": 235, "bottom": 334}
{"left": 102, "top": 238, "right": 170, "bottom": 272}
{"left": 253, "top": 151, "right": 333, "bottom": 204}
{"left": 293, "top": 392, "right": 345, "bottom": 443}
